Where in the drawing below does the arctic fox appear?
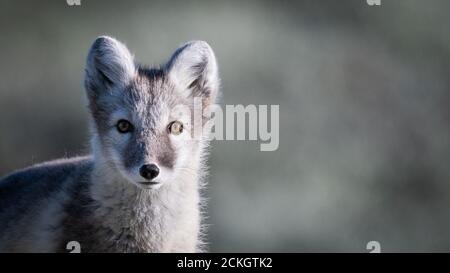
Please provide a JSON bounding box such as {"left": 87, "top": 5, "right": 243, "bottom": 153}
{"left": 0, "top": 36, "right": 220, "bottom": 252}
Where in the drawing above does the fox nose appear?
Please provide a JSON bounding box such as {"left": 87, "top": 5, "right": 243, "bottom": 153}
{"left": 139, "top": 164, "right": 160, "bottom": 180}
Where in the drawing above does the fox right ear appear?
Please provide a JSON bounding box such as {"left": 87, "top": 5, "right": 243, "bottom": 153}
{"left": 166, "top": 41, "right": 219, "bottom": 106}
{"left": 84, "top": 36, "right": 136, "bottom": 95}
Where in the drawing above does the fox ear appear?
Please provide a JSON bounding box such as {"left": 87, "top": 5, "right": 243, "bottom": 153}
{"left": 166, "top": 41, "right": 219, "bottom": 105}
{"left": 85, "top": 36, "right": 136, "bottom": 95}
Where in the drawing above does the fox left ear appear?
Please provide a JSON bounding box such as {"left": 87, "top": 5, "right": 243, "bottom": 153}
{"left": 166, "top": 41, "right": 220, "bottom": 106}
{"left": 85, "top": 36, "right": 136, "bottom": 95}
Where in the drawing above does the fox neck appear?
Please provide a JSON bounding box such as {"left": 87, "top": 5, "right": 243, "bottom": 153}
{"left": 87, "top": 136, "right": 202, "bottom": 252}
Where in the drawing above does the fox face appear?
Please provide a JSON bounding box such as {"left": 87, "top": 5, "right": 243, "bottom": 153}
{"left": 84, "top": 36, "right": 219, "bottom": 189}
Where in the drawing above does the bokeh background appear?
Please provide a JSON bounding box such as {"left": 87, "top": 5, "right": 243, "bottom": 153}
{"left": 1, "top": 0, "right": 450, "bottom": 252}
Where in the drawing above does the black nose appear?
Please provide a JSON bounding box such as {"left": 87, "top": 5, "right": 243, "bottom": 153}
{"left": 139, "top": 164, "right": 160, "bottom": 180}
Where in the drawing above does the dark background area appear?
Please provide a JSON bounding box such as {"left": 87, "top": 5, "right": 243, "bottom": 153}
{"left": 0, "top": 0, "right": 450, "bottom": 252}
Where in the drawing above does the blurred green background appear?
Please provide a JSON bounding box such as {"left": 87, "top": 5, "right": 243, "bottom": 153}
{"left": 1, "top": 0, "right": 450, "bottom": 252}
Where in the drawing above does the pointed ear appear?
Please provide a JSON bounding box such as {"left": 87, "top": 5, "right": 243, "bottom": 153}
{"left": 166, "top": 41, "right": 220, "bottom": 106}
{"left": 84, "top": 36, "right": 136, "bottom": 95}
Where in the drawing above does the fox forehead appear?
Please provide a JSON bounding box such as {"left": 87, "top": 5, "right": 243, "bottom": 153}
{"left": 126, "top": 68, "right": 174, "bottom": 110}
{"left": 92, "top": 67, "right": 189, "bottom": 129}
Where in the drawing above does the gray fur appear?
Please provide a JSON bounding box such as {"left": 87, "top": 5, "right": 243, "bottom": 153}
{"left": 0, "top": 36, "right": 219, "bottom": 253}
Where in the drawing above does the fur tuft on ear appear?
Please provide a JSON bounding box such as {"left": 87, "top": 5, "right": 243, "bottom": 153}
{"left": 166, "top": 41, "right": 219, "bottom": 105}
{"left": 85, "top": 36, "right": 136, "bottom": 94}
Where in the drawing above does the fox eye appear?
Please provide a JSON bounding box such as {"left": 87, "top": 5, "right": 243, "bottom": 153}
{"left": 116, "top": 119, "right": 133, "bottom": 133}
{"left": 168, "top": 121, "right": 183, "bottom": 135}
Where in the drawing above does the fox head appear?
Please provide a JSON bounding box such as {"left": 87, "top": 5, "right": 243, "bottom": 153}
{"left": 84, "top": 36, "right": 219, "bottom": 189}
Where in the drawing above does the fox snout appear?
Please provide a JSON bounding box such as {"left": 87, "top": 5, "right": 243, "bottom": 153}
{"left": 139, "top": 163, "right": 160, "bottom": 181}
